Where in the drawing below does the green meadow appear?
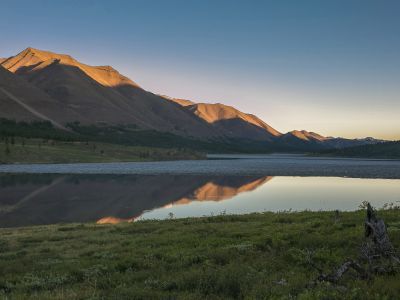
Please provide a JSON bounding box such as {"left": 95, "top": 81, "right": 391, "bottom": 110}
{"left": 0, "top": 210, "right": 399, "bottom": 299}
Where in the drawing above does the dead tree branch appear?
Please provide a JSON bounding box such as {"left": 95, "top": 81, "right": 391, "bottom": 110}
{"left": 309, "top": 203, "right": 399, "bottom": 286}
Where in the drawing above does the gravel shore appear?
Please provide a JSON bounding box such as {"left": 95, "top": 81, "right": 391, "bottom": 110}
{"left": 0, "top": 155, "right": 399, "bottom": 179}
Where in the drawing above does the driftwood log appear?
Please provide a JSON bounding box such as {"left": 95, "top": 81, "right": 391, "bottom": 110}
{"left": 309, "top": 203, "right": 399, "bottom": 285}
{"left": 362, "top": 203, "right": 400, "bottom": 274}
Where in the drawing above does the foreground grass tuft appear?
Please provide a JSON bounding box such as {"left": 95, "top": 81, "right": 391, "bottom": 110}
{"left": 0, "top": 210, "right": 399, "bottom": 299}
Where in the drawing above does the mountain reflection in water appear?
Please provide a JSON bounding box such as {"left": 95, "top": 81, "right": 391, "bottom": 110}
{"left": 97, "top": 176, "right": 273, "bottom": 224}
{"left": 0, "top": 174, "right": 270, "bottom": 227}
{"left": 1, "top": 174, "right": 399, "bottom": 228}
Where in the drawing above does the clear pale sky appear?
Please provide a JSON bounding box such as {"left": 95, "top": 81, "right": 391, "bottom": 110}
{"left": 1, "top": 0, "right": 399, "bottom": 140}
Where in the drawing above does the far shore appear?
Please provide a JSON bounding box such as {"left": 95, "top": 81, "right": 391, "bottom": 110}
{"left": 0, "top": 138, "right": 205, "bottom": 165}
{"left": 0, "top": 154, "right": 399, "bottom": 179}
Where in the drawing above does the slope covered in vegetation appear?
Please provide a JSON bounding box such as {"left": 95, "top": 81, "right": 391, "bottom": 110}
{"left": 319, "top": 141, "right": 400, "bottom": 159}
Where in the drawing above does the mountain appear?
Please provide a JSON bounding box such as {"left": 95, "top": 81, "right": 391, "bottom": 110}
{"left": 0, "top": 48, "right": 216, "bottom": 138}
{"left": 0, "top": 65, "right": 79, "bottom": 129}
{"left": 322, "top": 137, "right": 386, "bottom": 149}
{"left": 165, "top": 97, "right": 281, "bottom": 140}
{"left": 160, "top": 95, "right": 195, "bottom": 107}
{"left": 283, "top": 130, "right": 327, "bottom": 142}
{"left": 0, "top": 48, "right": 286, "bottom": 142}
{"left": 0, "top": 47, "right": 384, "bottom": 150}
{"left": 279, "top": 129, "right": 383, "bottom": 150}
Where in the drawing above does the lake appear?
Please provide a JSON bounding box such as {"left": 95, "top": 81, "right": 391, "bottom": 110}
{"left": 1, "top": 154, "right": 399, "bottom": 227}
{"left": 0, "top": 172, "right": 399, "bottom": 228}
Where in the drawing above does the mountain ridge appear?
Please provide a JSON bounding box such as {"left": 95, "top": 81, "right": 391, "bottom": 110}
{"left": 1, "top": 48, "right": 219, "bottom": 138}
{"left": 0, "top": 47, "right": 384, "bottom": 150}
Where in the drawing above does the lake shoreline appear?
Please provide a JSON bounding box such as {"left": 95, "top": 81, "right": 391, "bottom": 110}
{"left": 0, "top": 138, "right": 206, "bottom": 164}
{"left": 0, "top": 154, "right": 399, "bottom": 178}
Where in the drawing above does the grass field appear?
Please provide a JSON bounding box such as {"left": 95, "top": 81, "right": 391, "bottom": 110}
{"left": 0, "top": 210, "right": 399, "bottom": 299}
{"left": 0, "top": 138, "right": 205, "bottom": 164}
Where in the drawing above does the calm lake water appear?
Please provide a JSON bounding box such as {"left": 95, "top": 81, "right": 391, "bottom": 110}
{"left": 0, "top": 173, "right": 399, "bottom": 228}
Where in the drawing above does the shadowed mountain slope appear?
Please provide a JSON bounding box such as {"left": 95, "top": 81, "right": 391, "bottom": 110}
{"left": 165, "top": 97, "right": 281, "bottom": 140}
{"left": 1, "top": 48, "right": 217, "bottom": 138}
{"left": 0, "top": 48, "right": 384, "bottom": 149}
{"left": 0, "top": 66, "right": 80, "bottom": 128}
{"left": 1, "top": 48, "right": 286, "bottom": 141}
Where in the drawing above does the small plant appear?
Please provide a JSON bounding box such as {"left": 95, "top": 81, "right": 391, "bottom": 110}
{"left": 5, "top": 142, "right": 10, "bottom": 155}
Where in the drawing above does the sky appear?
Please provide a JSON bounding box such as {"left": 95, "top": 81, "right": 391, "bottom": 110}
{"left": 1, "top": 0, "right": 399, "bottom": 140}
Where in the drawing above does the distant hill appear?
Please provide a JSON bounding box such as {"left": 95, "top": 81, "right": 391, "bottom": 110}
{"left": 318, "top": 141, "right": 400, "bottom": 158}
{"left": 165, "top": 97, "right": 281, "bottom": 141}
{"left": 278, "top": 129, "right": 383, "bottom": 151}
{"left": 164, "top": 97, "right": 384, "bottom": 149}
{"left": 0, "top": 47, "right": 385, "bottom": 152}
{"left": 283, "top": 130, "right": 327, "bottom": 142}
